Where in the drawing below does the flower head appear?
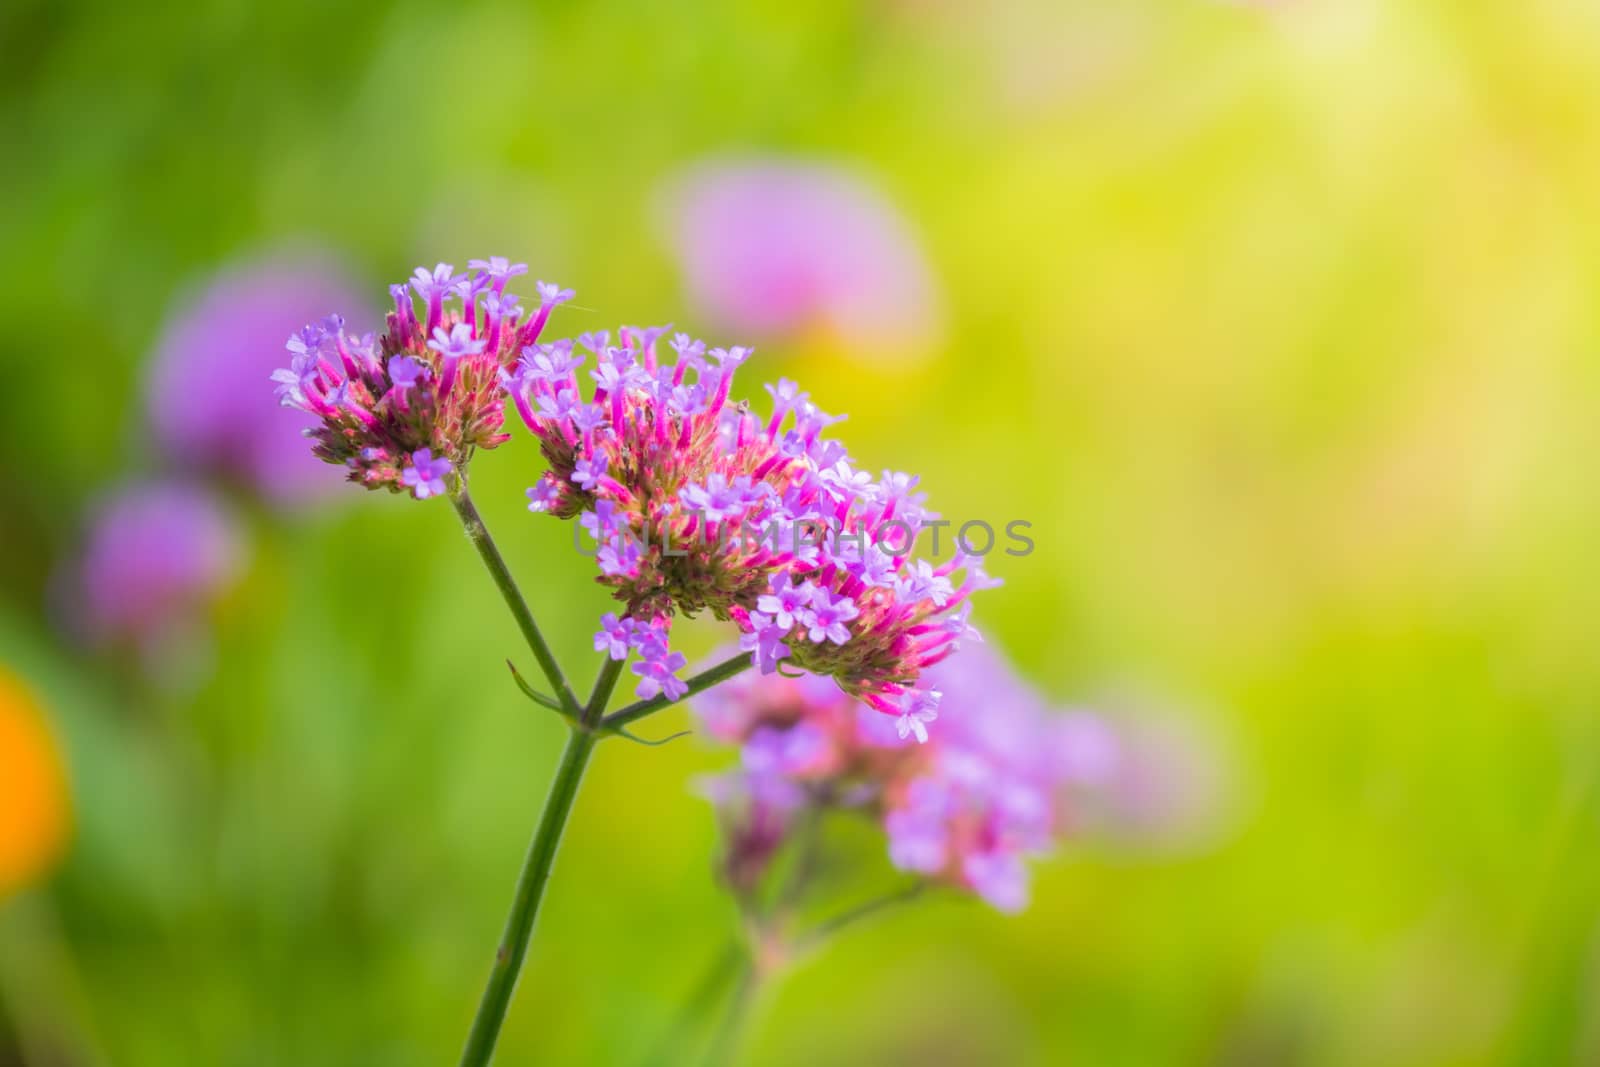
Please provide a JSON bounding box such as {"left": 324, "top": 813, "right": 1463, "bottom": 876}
{"left": 514, "top": 313, "right": 988, "bottom": 715}
{"left": 272, "top": 258, "right": 573, "bottom": 498}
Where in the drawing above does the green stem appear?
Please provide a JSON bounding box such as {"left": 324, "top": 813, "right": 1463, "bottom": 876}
{"left": 800, "top": 881, "right": 927, "bottom": 949}
{"left": 448, "top": 478, "right": 605, "bottom": 1065}
{"left": 445, "top": 482, "right": 754, "bottom": 1064}
{"left": 701, "top": 952, "right": 755, "bottom": 1067}
{"left": 585, "top": 655, "right": 626, "bottom": 728}
{"left": 458, "top": 726, "right": 598, "bottom": 1067}
{"left": 601, "top": 654, "right": 752, "bottom": 732}
{"left": 639, "top": 940, "right": 744, "bottom": 1067}
{"left": 695, "top": 883, "right": 928, "bottom": 1066}
{"left": 450, "top": 483, "right": 582, "bottom": 716}
{"left": 770, "top": 808, "right": 824, "bottom": 917}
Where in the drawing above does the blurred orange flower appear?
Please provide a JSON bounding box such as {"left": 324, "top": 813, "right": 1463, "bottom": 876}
{"left": 0, "top": 667, "right": 71, "bottom": 899}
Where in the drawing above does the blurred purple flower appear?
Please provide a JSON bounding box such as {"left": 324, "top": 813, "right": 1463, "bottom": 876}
{"left": 661, "top": 159, "right": 943, "bottom": 353}
{"left": 687, "top": 644, "right": 1058, "bottom": 912}
{"left": 144, "top": 252, "right": 369, "bottom": 507}
{"left": 689, "top": 641, "right": 1230, "bottom": 914}
{"left": 66, "top": 481, "right": 243, "bottom": 651}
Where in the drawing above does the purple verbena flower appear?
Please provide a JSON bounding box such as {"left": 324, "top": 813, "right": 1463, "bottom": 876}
{"left": 799, "top": 587, "right": 860, "bottom": 646}
{"left": 273, "top": 257, "right": 572, "bottom": 498}
{"left": 400, "top": 448, "right": 452, "bottom": 500}
{"left": 571, "top": 454, "right": 608, "bottom": 492}
{"left": 536, "top": 387, "right": 581, "bottom": 422}
{"left": 469, "top": 256, "right": 529, "bottom": 294}
{"left": 596, "top": 535, "right": 642, "bottom": 578}
{"left": 520, "top": 342, "right": 585, "bottom": 383}
{"left": 526, "top": 478, "right": 564, "bottom": 513}
{"left": 685, "top": 643, "right": 1168, "bottom": 914}
{"left": 536, "top": 281, "right": 576, "bottom": 306}
{"left": 388, "top": 355, "right": 426, "bottom": 390}
{"left": 594, "top": 612, "right": 636, "bottom": 661}
{"left": 630, "top": 641, "right": 689, "bottom": 701}
{"left": 757, "top": 574, "right": 812, "bottom": 631}
{"left": 739, "top": 613, "right": 792, "bottom": 675}
{"left": 895, "top": 688, "right": 941, "bottom": 744}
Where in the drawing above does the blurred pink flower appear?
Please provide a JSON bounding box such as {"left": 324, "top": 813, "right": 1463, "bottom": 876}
{"left": 660, "top": 159, "right": 942, "bottom": 353}
{"left": 145, "top": 251, "right": 369, "bottom": 507}
{"left": 690, "top": 643, "right": 1187, "bottom": 913}
{"left": 65, "top": 481, "right": 243, "bottom": 653}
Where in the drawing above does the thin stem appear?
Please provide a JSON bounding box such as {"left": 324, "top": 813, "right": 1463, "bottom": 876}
{"left": 450, "top": 484, "right": 581, "bottom": 715}
{"left": 799, "top": 881, "right": 927, "bottom": 950}
{"left": 697, "top": 883, "right": 928, "bottom": 1066}
{"left": 458, "top": 727, "right": 599, "bottom": 1067}
{"left": 768, "top": 807, "right": 823, "bottom": 918}
{"left": 601, "top": 654, "right": 752, "bottom": 732}
{"left": 584, "top": 655, "right": 626, "bottom": 728}
{"left": 639, "top": 940, "right": 745, "bottom": 1067}
{"left": 701, "top": 953, "right": 755, "bottom": 1067}
{"left": 444, "top": 483, "right": 758, "bottom": 1064}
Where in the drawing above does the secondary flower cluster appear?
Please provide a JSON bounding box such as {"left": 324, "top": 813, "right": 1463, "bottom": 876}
{"left": 513, "top": 322, "right": 993, "bottom": 733}
{"left": 273, "top": 258, "right": 573, "bottom": 496}
{"left": 691, "top": 645, "right": 1129, "bottom": 912}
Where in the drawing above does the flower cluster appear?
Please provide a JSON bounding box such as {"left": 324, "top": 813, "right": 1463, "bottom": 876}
{"left": 513, "top": 321, "right": 993, "bottom": 729}
{"left": 273, "top": 258, "right": 573, "bottom": 497}
{"left": 593, "top": 611, "right": 690, "bottom": 701}
{"left": 691, "top": 645, "right": 1131, "bottom": 912}
{"left": 271, "top": 257, "right": 987, "bottom": 737}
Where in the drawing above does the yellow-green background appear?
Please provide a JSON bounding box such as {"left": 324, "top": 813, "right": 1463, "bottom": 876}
{"left": 3, "top": 1, "right": 1599, "bottom": 1063}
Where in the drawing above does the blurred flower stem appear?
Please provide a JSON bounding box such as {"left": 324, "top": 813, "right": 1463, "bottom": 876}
{"left": 694, "top": 885, "right": 929, "bottom": 1067}
{"left": 652, "top": 837, "right": 929, "bottom": 1067}
{"left": 702, "top": 954, "right": 756, "bottom": 1067}
{"left": 447, "top": 480, "right": 746, "bottom": 1066}
{"left": 644, "top": 940, "right": 745, "bottom": 1067}
{"left": 797, "top": 881, "right": 926, "bottom": 950}
{"left": 0, "top": 894, "right": 107, "bottom": 1067}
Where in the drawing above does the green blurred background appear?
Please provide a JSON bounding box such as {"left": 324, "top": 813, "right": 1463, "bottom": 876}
{"left": 4, "top": 0, "right": 1600, "bottom": 1063}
